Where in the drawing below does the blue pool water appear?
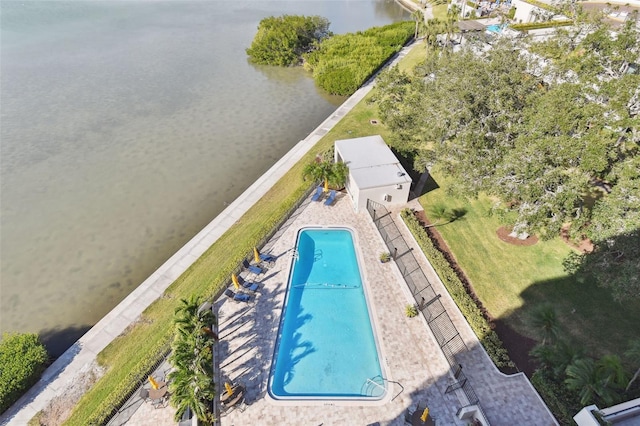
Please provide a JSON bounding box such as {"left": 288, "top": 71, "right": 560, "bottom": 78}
{"left": 486, "top": 24, "right": 505, "bottom": 33}
{"left": 269, "top": 228, "right": 384, "bottom": 400}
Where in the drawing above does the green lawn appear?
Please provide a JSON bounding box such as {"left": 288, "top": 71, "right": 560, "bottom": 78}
{"left": 419, "top": 167, "right": 640, "bottom": 358}
{"left": 431, "top": 3, "right": 449, "bottom": 20}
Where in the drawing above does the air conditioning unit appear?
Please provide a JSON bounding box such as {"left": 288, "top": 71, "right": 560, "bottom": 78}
{"left": 383, "top": 194, "right": 391, "bottom": 202}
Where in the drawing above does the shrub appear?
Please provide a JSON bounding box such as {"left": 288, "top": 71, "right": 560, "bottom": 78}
{"left": 246, "top": 15, "right": 331, "bottom": 66}
{"left": 0, "top": 333, "right": 48, "bottom": 414}
{"left": 304, "top": 21, "right": 414, "bottom": 95}
{"left": 400, "top": 209, "right": 514, "bottom": 368}
{"left": 405, "top": 304, "right": 418, "bottom": 318}
{"left": 531, "top": 370, "right": 582, "bottom": 424}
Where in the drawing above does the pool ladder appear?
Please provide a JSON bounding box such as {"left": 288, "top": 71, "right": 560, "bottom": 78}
{"left": 361, "top": 375, "right": 404, "bottom": 401}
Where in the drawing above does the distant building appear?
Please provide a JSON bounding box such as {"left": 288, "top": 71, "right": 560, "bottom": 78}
{"left": 512, "top": 0, "right": 554, "bottom": 23}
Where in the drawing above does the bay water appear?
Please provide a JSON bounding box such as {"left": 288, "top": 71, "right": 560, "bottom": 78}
{"left": 0, "top": 0, "right": 408, "bottom": 355}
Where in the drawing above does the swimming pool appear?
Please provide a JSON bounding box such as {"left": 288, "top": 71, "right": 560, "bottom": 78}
{"left": 486, "top": 24, "right": 505, "bottom": 33}
{"left": 268, "top": 227, "right": 385, "bottom": 401}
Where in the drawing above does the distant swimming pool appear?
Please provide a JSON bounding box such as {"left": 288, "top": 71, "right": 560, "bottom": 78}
{"left": 486, "top": 24, "right": 505, "bottom": 33}
{"left": 268, "top": 227, "right": 385, "bottom": 400}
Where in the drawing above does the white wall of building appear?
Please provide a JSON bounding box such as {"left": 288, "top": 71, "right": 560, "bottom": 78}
{"left": 513, "top": 0, "right": 546, "bottom": 23}
{"left": 356, "top": 183, "right": 410, "bottom": 213}
{"left": 335, "top": 135, "right": 412, "bottom": 213}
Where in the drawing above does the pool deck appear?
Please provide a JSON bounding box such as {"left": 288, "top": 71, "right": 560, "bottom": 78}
{"left": 212, "top": 193, "right": 558, "bottom": 426}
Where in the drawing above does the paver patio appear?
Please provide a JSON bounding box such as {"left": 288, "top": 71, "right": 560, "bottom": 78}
{"left": 212, "top": 192, "right": 557, "bottom": 426}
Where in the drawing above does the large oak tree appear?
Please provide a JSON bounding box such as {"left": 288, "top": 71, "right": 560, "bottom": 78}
{"left": 373, "top": 14, "right": 639, "bottom": 300}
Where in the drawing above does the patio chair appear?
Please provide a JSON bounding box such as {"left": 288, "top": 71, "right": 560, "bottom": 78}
{"left": 241, "top": 280, "right": 260, "bottom": 292}
{"left": 260, "top": 253, "right": 278, "bottom": 264}
{"left": 243, "top": 259, "right": 264, "bottom": 275}
{"left": 139, "top": 387, "right": 150, "bottom": 403}
{"left": 324, "top": 189, "right": 337, "bottom": 206}
{"left": 225, "top": 289, "right": 251, "bottom": 303}
{"left": 311, "top": 185, "right": 323, "bottom": 202}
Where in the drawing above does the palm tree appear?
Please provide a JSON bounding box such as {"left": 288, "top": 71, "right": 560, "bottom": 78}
{"left": 424, "top": 18, "right": 443, "bottom": 52}
{"left": 530, "top": 341, "right": 583, "bottom": 379}
{"left": 530, "top": 343, "right": 555, "bottom": 370}
{"left": 411, "top": 9, "right": 426, "bottom": 39}
{"left": 169, "top": 366, "right": 215, "bottom": 423}
{"left": 566, "top": 357, "right": 620, "bottom": 406}
{"left": 303, "top": 158, "right": 348, "bottom": 191}
{"left": 424, "top": 204, "right": 461, "bottom": 227}
{"left": 551, "top": 341, "right": 584, "bottom": 379}
{"left": 329, "top": 161, "right": 349, "bottom": 190}
{"left": 169, "top": 296, "right": 217, "bottom": 423}
{"left": 303, "top": 160, "right": 333, "bottom": 189}
{"left": 565, "top": 358, "right": 600, "bottom": 405}
{"left": 625, "top": 339, "right": 640, "bottom": 391}
{"left": 597, "top": 354, "right": 627, "bottom": 389}
{"left": 444, "top": 6, "right": 460, "bottom": 48}
{"left": 530, "top": 304, "right": 560, "bottom": 345}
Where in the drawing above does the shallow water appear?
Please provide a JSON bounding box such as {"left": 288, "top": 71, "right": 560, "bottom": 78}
{"left": 0, "top": 0, "right": 408, "bottom": 355}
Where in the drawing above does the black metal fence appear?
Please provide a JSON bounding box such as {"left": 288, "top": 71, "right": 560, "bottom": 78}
{"left": 365, "top": 199, "right": 480, "bottom": 409}
{"left": 104, "top": 345, "right": 171, "bottom": 426}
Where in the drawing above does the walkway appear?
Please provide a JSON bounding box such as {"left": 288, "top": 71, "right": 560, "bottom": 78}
{"left": 0, "top": 43, "right": 417, "bottom": 426}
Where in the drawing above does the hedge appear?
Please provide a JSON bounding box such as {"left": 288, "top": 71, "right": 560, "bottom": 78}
{"left": 518, "top": 0, "right": 555, "bottom": 11}
{"left": 400, "top": 209, "right": 514, "bottom": 368}
{"left": 0, "top": 333, "right": 48, "bottom": 414}
{"left": 530, "top": 370, "right": 580, "bottom": 425}
{"left": 510, "top": 20, "right": 573, "bottom": 31}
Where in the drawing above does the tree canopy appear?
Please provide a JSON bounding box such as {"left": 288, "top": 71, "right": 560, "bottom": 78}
{"left": 246, "top": 15, "right": 331, "bottom": 66}
{"left": 303, "top": 22, "right": 414, "bottom": 95}
{"left": 373, "top": 14, "right": 639, "bottom": 300}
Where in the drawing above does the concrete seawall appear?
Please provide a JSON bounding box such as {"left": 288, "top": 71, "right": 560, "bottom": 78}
{"left": 0, "top": 41, "right": 418, "bottom": 426}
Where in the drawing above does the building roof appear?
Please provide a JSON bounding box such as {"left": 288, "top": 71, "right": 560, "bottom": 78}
{"left": 335, "top": 135, "right": 412, "bottom": 190}
{"left": 457, "top": 20, "right": 487, "bottom": 32}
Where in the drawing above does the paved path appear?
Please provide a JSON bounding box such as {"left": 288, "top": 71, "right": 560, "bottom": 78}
{"left": 392, "top": 201, "right": 558, "bottom": 425}
{"left": 0, "top": 42, "right": 417, "bottom": 426}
